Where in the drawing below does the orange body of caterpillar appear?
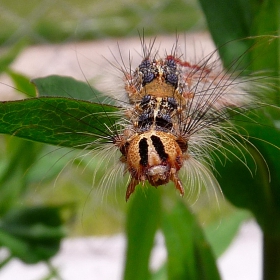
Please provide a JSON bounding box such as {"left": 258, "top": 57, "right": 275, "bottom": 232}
{"left": 111, "top": 45, "right": 249, "bottom": 200}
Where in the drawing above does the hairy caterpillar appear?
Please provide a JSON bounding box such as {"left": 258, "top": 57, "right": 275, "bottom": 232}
{"left": 93, "top": 35, "right": 272, "bottom": 202}
{"left": 0, "top": 34, "right": 276, "bottom": 209}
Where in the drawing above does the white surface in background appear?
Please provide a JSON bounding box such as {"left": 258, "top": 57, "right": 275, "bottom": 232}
{"left": 218, "top": 220, "right": 262, "bottom": 280}
{"left": 0, "top": 32, "right": 215, "bottom": 100}
{"left": 0, "top": 221, "right": 262, "bottom": 280}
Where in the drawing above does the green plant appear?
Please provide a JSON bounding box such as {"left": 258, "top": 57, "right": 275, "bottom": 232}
{"left": 0, "top": 38, "right": 71, "bottom": 280}
{"left": 0, "top": 74, "right": 226, "bottom": 279}
{"left": 199, "top": 0, "right": 280, "bottom": 279}
{"left": 0, "top": 47, "right": 275, "bottom": 279}
{"left": 0, "top": 1, "right": 279, "bottom": 280}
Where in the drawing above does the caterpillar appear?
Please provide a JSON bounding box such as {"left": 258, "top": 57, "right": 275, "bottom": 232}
{"left": 0, "top": 34, "right": 276, "bottom": 206}
{"left": 98, "top": 35, "right": 272, "bottom": 202}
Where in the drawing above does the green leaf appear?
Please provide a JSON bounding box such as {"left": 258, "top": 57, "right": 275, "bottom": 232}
{"left": 204, "top": 209, "right": 250, "bottom": 258}
{"left": 250, "top": 0, "right": 280, "bottom": 106}
{"left": 0, "top": 40, "right": 26, "bottom": 73}
{"left": 198, "top": 1, "right": 279, "bottom": 73}
{"left": 7, "top": 70, "right": 36, "bottom": 97}
{"left": 162, "top": 200, "right": 220, "bottom": 280}
{"left": 123, "top": 187, "right": 161, "bottom": 280}
{"left": 198, "top": 0, "right": 253, "bottom": 40}
{"left": 152, "top": 264, "right": 167, "bottom": 280}
{"left": 214, "top": 130, "right": 280, "bottom": 234}
{"left": 198, "top": 1, "right": 280, "bottom": 278}
{"left": 32, "top": 75, "right": 111, "bottom": 103}
{"left": 252, "top": 0, "right": 280, "bottom": 37}
{"left": 0, "top": 137, "right": 43, "bottom": 215}
{"left": 204, "top": 0, "right": 280, "bottom": 234}
{"left": 0, "top": 206, "right": 66, "bottom": 263}
{"left": 0, "top": 97, "right": 120, "bottom": 148}
{"left": 198, "top": 0, "right": 259, "bottom": 68}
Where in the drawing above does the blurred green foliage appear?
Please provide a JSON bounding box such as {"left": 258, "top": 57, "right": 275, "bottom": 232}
{"left": 199, "top": 0, "right": 280, "bottom": 279}
{"left": 0, "top": 39, "right": 71, "bottom": 278}
{"left": 0, "top": 0, "right": 204, "bottom": 45}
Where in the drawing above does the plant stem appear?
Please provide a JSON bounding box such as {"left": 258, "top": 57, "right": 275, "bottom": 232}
{"left": 263, "top": 234, "right": 280, "bottom": 280}
{"left": 0, "top": 255, "right": 12, "bottom": 269}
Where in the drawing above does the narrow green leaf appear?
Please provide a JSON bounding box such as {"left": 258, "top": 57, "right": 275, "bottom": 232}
{"left": 0, "top": 228, "right": 31, "bottom": 261}
{"left": 250, "top": 0, "right": 280, "bottom": 106}
{"left": 252, "top": 0, "right": 280, "bottom": 36}
{"left": 198, "top": 0, "right": 258, "bottom": 68}
{"left": 199, "top": 0, "right": 280, "bottom": 235}
{"left": 40, "top": 263, "right": 62, "bottom": 280}
{"left": 162, "top": 201, "right": 220, "bottom": 280}
{"left": 204, "top": 209, "right": 250, "bottom": 258}
{"left": 0, "top": 255, "right": 12, "bottom": 269}
{"left": 0, "top": 40, "right": 26, "bottom": 73}
{"left": 198, "top": 0, "right": 252, "bottom": 40}
{"left": 32, "top": 75, "right": 111, "bottom": 103}
{"left": 0, "top": 137, "right": 43, "bottom": 215}
{"left": 214, "top": 132, "right": 280, "bottom": 234}
{"left": 0, "top": 97, "right": 120, "bottom": 148}
{"left": 151, "top": 264, "right": 167, "bottom": 280}
{"left": 194, "top": 1, "right": 280, "bottom": 279}
{"left": 7, "top": 70, "right": 36, "bottom": 97}
{"left": 124, "top": 187, "right": 161, "bottom": 280}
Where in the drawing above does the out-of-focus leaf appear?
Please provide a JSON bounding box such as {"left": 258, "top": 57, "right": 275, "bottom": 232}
{"left": 206, "top": 0, "right": 280, "bottom": 234}
{"left": 32, "top": 75, "right": 112, "bottom": 104}
{"left": 162, "top": 200, "right": 220, "bottom": 280}
{"left": 198, "top": 0, "right": 279, "bottom": 75}
{"left": 39, "top": 263, "right": 61, "bottom": 280}
{"left": 214, "top": 128, "right": 280, "bottom": 234}
{"left": 198, "top": 1, "right": 280, "bottom": 278}
{"left": 199, "top": 0, "right": 280, "bottom": 235}
{"left": 0, "top": 40, "right": 26, "bottom": 73}
{"left": 0, "top": 97, "right": 120, "bottom": 148}
{"left": 25, "top": 145, "right": 76, "bottom": 184}
{"left": 250, "top": 0, "right": 280, "bottom": 107}
{"left": 198, "top": 0, "right": 250, "bottom": 42}
{"left": 204, "top": 209, "right": 251, "bottom": 258}
{"left": 0, "top": 137, "right": 43, "bottom": 215}
{"left": 152, "top": 264, "right": 167, "bottom": 280}
{"left": 0, "top": 206, "right": 66, "bottom": 264}
{"left": 198, "top": 0, "right": 260, "bottom": 69}
{"left": 7, "top": 70, "right": 36, "bottom": 97}
{"left": 252, "top": 0, "right": 280, "bottom": 37}
{"left": 0, "top": 255, "right": 12, "bottom": 269}
{"left": 123, "top": 187, "right": 161, "bottom": 280}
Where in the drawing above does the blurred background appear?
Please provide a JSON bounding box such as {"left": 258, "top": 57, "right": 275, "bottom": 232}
{"left": 0, "top": 0, "right": 269, "bottom": 279}
{"left": 0, "top": 0, "right": 205, "bottom": 46}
